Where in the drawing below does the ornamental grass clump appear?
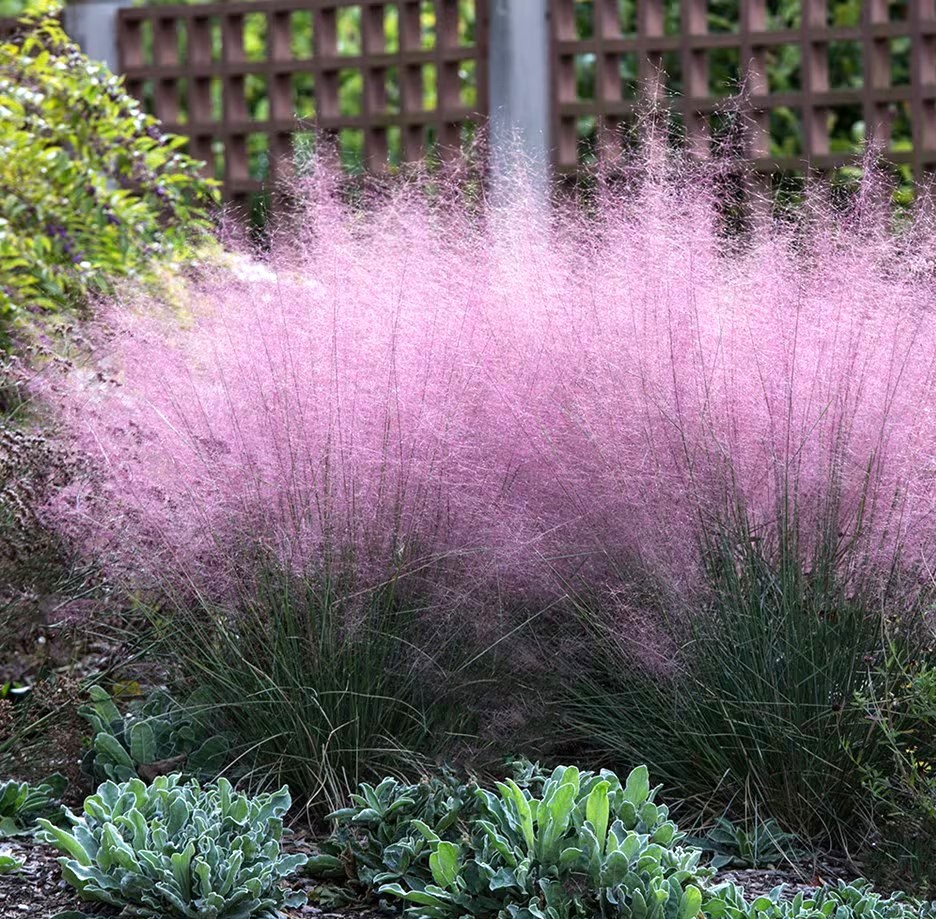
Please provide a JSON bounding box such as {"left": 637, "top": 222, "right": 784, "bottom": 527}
{"left": 43, "top": 153, "right": 936, "bottom": 823}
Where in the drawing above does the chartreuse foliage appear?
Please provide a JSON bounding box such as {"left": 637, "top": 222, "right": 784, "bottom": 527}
{"left": 317, "top": 765, "right": 936, "bottom": 919}
{"left": 80, "top": 686, "right": 231, "bottom": 785}
{"left": 308, "top": 766, "right": 483, "bottom": 895}
{"left": 379, "top": 764, "right": 701, "bottom": 919}
{"left": 0, "top": 773, "right": 67, "bottom": 836}
{"left": 38, "top": 775, "right": 306, "bottom": 919}
{"left": 0, "top": 10, "right": 216, "bottom": 330}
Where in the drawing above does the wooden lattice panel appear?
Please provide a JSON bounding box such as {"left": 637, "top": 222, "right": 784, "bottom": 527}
{"left": 550, "top": 0, "right": 936, "bottom": 179}
{"left": 118, "top": 0, "right": 487, "bottom": 200}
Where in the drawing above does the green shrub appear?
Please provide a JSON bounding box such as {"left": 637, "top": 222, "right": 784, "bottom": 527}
{"left": 308, "top": 760, "right": 554, "bottom": 898}
{"left": 308, "top": 767, "right": 482, "bottom": 895}
{"left": 325, "top": 763, "right": 934, "bottom": 919}
{"left": 39, "top": 774, "right": 307, "bottom": 919}
{"left": 0, "top": 11, "right": 216, "bottom": 333}
{"left": 707, "top": 880, "right": 936, "bottom": 919}
{"left": 378, "top": 764, "right": 697, "bottom": 919}
{"left": 0, "top": 773, "right": 66, "bottom": 836}
{"left": 80, "top": 686, "right": 231, "bottom": 785}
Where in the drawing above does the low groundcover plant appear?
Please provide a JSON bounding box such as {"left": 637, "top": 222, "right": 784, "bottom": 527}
{"left": 38, "top": 774, "right": 307, "bottom": 919}
{"left": 318, "top": 763, "right": 936, "bottom": 919}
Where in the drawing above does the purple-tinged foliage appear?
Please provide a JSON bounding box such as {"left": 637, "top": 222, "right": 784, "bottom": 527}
{"left": 44, "top": 160, "right": 936, "bottom": 617}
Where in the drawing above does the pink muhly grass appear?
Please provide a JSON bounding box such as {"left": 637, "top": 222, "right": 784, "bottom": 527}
{"left": 42, "top": 157, "right": 936, "bottom": 619}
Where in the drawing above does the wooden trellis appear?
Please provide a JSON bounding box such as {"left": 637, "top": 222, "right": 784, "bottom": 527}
{"left": 550, "top": 0, "right": 936, "bottom": 180}
{"left": 117, "top": 0, "right": 487, "bottom": 200}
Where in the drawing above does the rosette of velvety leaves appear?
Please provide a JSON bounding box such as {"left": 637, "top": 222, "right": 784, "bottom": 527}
{"left": 39, "top": 774, "right": 306, "bottom": 918}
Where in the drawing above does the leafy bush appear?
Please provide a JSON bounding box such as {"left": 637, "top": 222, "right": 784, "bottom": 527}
{"left": 309, "top": 761, "right": 554, "bottom": 897}
{"left": 80, "top": 686, "right": 231, "bottom": 785}
{"left": 39, "top": 774, "right": 307, "bottom": 919}
{"left": 379, "top": 764, "right": 698, "bottom": 919}
{"left": 0, "top": 11, "right": 216, "bottom": 331}
{"left": 706, "top": 880, "right": 936, "bottom": 919}
{"left": 0, "top": 773, "right": 66, "bottom": 836}
{"left": 689, "top": 816, "right": 803, "bottom": 871}
{"left": 326, "top": 764, "right": 933, "bottom": 919}
{"left": 309, "top": 767, "right": 483, "bottom": 894}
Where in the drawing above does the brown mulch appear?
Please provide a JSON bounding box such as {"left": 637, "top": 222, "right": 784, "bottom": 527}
{"left": 0, "top": 836, "right": 79, "bottom": 919}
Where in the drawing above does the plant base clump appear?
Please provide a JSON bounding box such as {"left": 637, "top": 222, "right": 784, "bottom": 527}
{"left": 39, "top": 775, "right": 307, "bottom": 918}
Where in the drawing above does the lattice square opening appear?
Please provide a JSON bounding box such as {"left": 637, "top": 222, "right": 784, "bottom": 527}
{"left": 890, "top": 99, "right": 913, "bottom": 152}
{"left": 888, "top": 0, "right": 910, "bottom": 21}
{"left": 766, "top": 0, "right": 800, "bottom": 29}
{"left": 290, "top": 11, "right": 313, "bottom": 58}
{"left": 174, "top": 20, "right": 188, "bottom": 65}
{"left": 292, "top": 132, "right": 316, "bottom": 172}
{"left": 766, "top": 45, "right": 801, "bottom": 92}
{"left": 828, "top": 2, "right": 860, "bottom": 27}
{"left": 244, "top": 74, "right": 269, "bottom": 121}
{"left": 292, "top": 73, "right": 315, "bottom": 118}
{"left": 709, "top": 48, "right": 741, "bottom": 96}
{"left": 708, "top": 0, "right": 740, "bottom": 34}
{"left": 828, "top": 41, "right": 862, "bottom": 89}
{"left": 339, "top": 128, "right": 365, "bottom": 171}
{"left": 575, "top": 53, "right": 596, "bottom": 100}
{"left": 247, "top": 133, "right": 270, "bottom": 181}
{"left": 243, "top": 13, "right": 267, "bottom": 62}
{"left": 572, "top": 0, "right": 593, "bottom": 39}
{"left": 210, "top": 138, "right": 225, "bottom": 181}
{"left": 769, "top": 106, "right": 803, "bottom": 157}
{"left": 459, "top": 59, "right": 477, "bottom": 107}
{"left": 419, "top": 1, "right": 436, "bottom": 49}
{"left": 383, "top": 6, "right": 400, "bottom": 52}
{"left": 385, "top": 125, "right": 401, "bottom": 165}
{"left": 421, "top": 63, "right": 438, "bottom": 108}
{"left": 337, "top": 6, "right": 362, "bottom": 55}
{"left": 385, "top": 66, "right": 401, "bottom": 114}
{"left": 210, "top": 78, "right": 223, "bottom": 121}
{"left": 826, "top": 103, "right": 864, "bottom": 152}
{"left": 139, "top": 20, "right": 154, "bottom": 66}
{"left": 618, "top": 0, "right": 637, "bottom": 37}
{"left": 891, "top": 36, "right": 911, "bottom": 86}
{"left": 457, "top": 0, "right": 478, "bottom": 46}
{"left": 620, "top": 52, "right": 639, "bottom": 96}
{"left": 338, "top": 69, "right": 363, "bottom": 116}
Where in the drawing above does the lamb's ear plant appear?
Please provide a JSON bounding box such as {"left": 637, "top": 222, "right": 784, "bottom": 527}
{"left": 689, "top": 816, "right": 803, "bottom": 870}
{"left": 308, "top": 767, "right": 481, "bottom": 894}
{"left": 80, "top": 686, "right": 231, "bottom": 784}
{"left": 379, "top": 764, "right": 707, "bottom": 919}
{"left": 0, "top": 774, "right": 67, "bottom": 837}
{"left": 38, "top": 774, "right": 307, "bottom": 919}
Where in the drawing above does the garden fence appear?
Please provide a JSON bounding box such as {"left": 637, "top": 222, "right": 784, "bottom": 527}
{"left": 550, "top": 0, "right": 936, "bottom": 181}
{"left": 16, "top": 0, "right": 936, "bottom": 199}
{"left": 116, "top": 0, "right": 488, "bottom": 202}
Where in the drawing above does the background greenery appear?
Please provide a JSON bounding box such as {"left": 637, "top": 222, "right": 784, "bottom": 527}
{"left": 0, "top": 9, "right": 216, "bottom": 333}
